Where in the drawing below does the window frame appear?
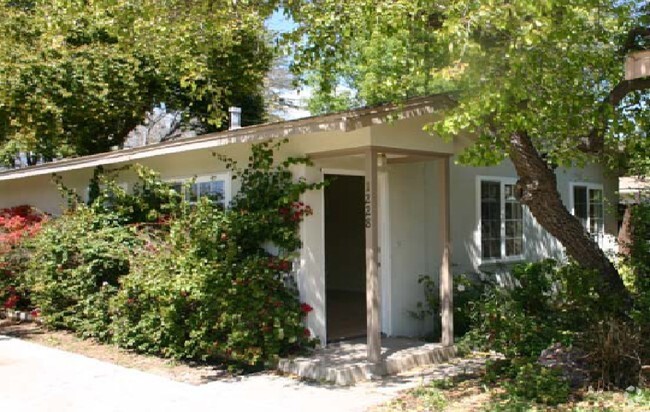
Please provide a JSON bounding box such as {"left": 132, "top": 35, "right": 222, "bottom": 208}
{"left": 476, "top": 176, "right": 526, "bottom": 264}
{"left": 166, "top": 172, "right": 232, "bottom": 207}
{"left": 569, "top": 181, "right": 605, "bottom": 241}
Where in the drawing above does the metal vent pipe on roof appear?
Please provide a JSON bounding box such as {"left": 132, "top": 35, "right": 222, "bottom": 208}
{"left": 229, "top": 107, "right": 242, "bottom": 130}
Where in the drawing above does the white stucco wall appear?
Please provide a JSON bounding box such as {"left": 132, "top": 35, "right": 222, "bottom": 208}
{"left": 449, "top": 158, "right": 619, "bottom": 277}
{"left": 384, "top": 160, "right": 443, "bottom": 337}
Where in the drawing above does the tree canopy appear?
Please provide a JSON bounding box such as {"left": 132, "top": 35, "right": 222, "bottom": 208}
{"left": 286, "top": 0, "right": 649, "bottom": 171}
{"left": 0, "top": 0, "right": 276, "bottom": 166}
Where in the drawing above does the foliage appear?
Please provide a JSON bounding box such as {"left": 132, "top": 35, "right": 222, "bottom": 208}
{"left": 623, "top": 203, "right": 650, "bottom": 326}
{"left": 24, "top": 206, "right": 137, "bottom": 339}
{"left": 504, "top": 362, "right": 571, "bottom": 406}
{"left": 86, "top": 165, "right": 184, "bottom": 225}
{"left": 284, "top": 0, "right": 455, "bottom": 110}
{"left": 111, "top": 200, "right": 315, "bottom": 365}
{"left": 409, "top": 384, "right": 448, "bottom": 411}
{"left": 0, "top": 205, "right": 46, "bottom": 311}
{"left": 222, "top": 139, "right": 324, "bottom": 253}
{"left": 409, "top": 272, "right": 491, "bottom": 339}
{"left": 0, "top": 0, "right": 276, "bottom": 166}
{"left": 463, "top": 259, "right": 648, "bottom": 392}
{"left": 24, "top": 141, "right": 321, "bottom": 366}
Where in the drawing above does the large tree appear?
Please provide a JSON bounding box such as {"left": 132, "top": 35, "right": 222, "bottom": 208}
{"left": 285, "top": 0, "right": 650, "bottom": 305}
{"left": 0, "top": 0, "right": 276, "bottom": 167}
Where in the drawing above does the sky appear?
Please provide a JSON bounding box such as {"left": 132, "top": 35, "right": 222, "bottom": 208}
{"left": 265, "top": 9, "right": 297, "bottom": 35}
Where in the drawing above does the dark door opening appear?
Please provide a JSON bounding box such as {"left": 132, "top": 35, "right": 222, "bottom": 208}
{"left": 324, "top": 174, "right": 366, "bottom": 342}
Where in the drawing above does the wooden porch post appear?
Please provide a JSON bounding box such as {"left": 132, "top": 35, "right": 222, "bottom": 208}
{"left": 439, "top": 156, "right": 454, "bottom": 346}
{"left": 364, "top": 148, "right": 382, "bottom": 371}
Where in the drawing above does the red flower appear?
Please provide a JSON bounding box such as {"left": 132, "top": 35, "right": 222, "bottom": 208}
{"left": 300, "top": 303, "right": 313, "bottom": 314}
{"left": 3, "top": 294, "right": 19, "bottom": 309}
{"left": 279, "top": 260, "right": 291, "bottom": 271}
{"left": 30, "top": 309, "right": 40, "bottom": 318}
{"left": 303, "top": 328, "right": 311, "bottom": 337}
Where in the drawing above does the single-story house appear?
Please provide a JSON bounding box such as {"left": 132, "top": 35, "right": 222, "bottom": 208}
{"left": 0, "top": 94, "right": 619, "bottom": 367}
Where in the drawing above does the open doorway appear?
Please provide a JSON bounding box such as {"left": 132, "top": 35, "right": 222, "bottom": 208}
{"left": 324, "top": 174, "right": 367, "bottom": 342}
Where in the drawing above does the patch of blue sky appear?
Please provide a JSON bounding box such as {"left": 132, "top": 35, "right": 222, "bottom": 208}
{"left": 265, "top": 8, "right": 297, "bottom": 35}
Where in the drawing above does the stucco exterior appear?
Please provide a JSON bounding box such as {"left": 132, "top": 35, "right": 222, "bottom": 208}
{"left": 0, "top": 96, "right": 619, "bottom": 345}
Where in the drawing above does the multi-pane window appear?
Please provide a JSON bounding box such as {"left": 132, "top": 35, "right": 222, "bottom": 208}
{"left": 504, "top": 184, "right": 524, "bottom": 257}
{"left": 572, "top": 184, "right": 604, "bottom": 241}
{"left": 169, "top": 175, "right": 229, "bottom": 208}
{"left": 479, "top": 178, "right": 524, "bottom": 261}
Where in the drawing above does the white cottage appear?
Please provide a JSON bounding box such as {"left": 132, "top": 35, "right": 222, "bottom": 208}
{"left": 0, "top": 94, "right": 619, "bottom": 368}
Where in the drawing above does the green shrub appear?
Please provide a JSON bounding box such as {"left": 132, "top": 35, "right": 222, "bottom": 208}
{"left": 87, "top": 165, "right": 184, "bottom": 225}
{"left": 506, "top": 362, "right": 571, "bottom": 406}
{"left": 25, "top": 207, "right": 136, "bottom": 339}
{"left": 409, "top": 272, "right": 491, "bottom": 340}
{"left": 624, "top": 204, "right": 650, "bottom": 329}
{"left": 463, "top": 260, "right": 608, "bottom": 359}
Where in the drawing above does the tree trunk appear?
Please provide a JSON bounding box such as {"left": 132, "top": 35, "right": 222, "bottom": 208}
{"left": 508, "top": 131, "right": 631, "bottom": 307}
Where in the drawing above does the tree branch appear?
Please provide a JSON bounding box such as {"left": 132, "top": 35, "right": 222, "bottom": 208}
{"left": 579, "top": 76, "right": 650, "bottom": 154}
{"left": 620, "top": 26, "right": 650, "bottom": 56}
{"left": 577, "top": 23, "right": 650, "bottom": 154}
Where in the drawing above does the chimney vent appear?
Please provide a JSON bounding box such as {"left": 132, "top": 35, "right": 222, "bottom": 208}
{"left": 229, "top": 106, "right": 242, "bottom": 130}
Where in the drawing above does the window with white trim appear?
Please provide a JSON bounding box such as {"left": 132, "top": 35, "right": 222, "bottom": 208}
{"left": 169, "top": 174, "right": 230, "bottom": 208}
{"left": 571, "top": 183, "right": 604, "bottom": 241}
{"left": 479, "top": 178, "right": 524, "bottom": 261}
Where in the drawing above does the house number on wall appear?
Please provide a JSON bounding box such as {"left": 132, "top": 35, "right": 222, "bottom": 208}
{"left": 365, "top": 182, "right": 372, "bottom": 228}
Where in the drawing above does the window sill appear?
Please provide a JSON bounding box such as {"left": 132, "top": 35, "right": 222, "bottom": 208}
{"left": 478, "top": 256, "right": 527, "bottom": 266}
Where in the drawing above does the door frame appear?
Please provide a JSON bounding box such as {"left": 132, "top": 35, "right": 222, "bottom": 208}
{"left": 321, "top": 168, "right": 391, "bottom": 340}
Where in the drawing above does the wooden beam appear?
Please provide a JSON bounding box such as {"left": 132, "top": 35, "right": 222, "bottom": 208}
{"left": 439, "top": 157, "right": 454, "bottom": 346}
{"left": 364, "top": 148, "right": 383, "bottom": 372}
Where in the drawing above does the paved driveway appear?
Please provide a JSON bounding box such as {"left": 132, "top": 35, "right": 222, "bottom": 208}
{"left": 0, "top": 335, "right": 452, "bottom": 412}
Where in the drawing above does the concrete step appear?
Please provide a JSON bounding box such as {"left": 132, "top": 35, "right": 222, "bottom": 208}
{"left": 278, "top": 339, "right": 456, "bottom": 386}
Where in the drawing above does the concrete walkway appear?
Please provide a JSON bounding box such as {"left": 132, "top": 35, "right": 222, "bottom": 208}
{"left": 0, "top": 335, "right": 485, "bottom": 412}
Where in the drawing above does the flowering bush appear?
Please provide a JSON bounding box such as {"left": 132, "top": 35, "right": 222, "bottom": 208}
{"left": 0, "top": 205, "right": 46, "bottom": 310}
{"left": 111, "top": 201, "right": 315, "bottom": 365}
